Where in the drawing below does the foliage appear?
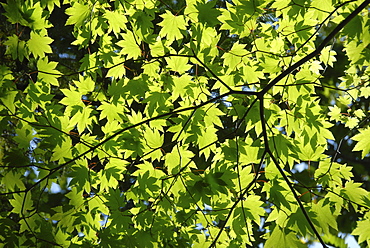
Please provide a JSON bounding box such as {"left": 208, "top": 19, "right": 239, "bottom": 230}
{"left": 1, "top": 0, "right": 370, "bottom": 247}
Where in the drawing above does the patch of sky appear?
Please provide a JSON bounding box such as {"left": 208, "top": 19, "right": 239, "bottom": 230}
{"left": 241, "top": 85, "right": 257, "bottom": 92}
{"left": 346, "top": 135, "right": 353, "bottom": 146}
{"left": 99, "top": 213, "right": 109, "bottom": 227}
{"left": 327, "top": 139, "right": 336, "bottom": 149}
{"left": 50, "top": 182, "right": 62, "bottom": 193}
{"left": 259, "top": 217, "right": 265, "bottom": 231}
{"left": 58, "top": 53, "right": 76, "bottom": 59}
{"left": 274, "top": 125, "right": 284, "bottom": 133}
{"left": 292, "top": 162, "right": 307, "bottom": 173}
{"left": 195, "top": 204, "right": 214, "bottom": 235}
{"left": 310, "top": 233, "right": 360, "bottom": 248}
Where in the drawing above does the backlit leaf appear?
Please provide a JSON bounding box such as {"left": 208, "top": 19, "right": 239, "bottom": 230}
{"left": 158, "top": 10, "right": 187, "bottom": 43}
{"left": 352, "top": 127, "right": 370, "bottom": 158}
{"left": 65, "top": 2, "right": 90, "bottom": 27}
{"left": 27, "top": 31, "right": 53, "bottom": 58}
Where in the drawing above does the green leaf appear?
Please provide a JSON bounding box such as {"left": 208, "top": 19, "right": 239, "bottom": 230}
{"left": 242, "top": 62, "right": 265, "bottom": 84}
{"left": 27, "top": 31, "right": 53, "bottom": 58}
{"left": 312, "top": 199, "right": 338, "bottom": 234}
{"left": 352, "top": 214, "right": 370, "bottom": 247}
{"left": 320, "top": 46, "right": 337, "bottom": 67}
{"left": 51, "top": 139, "right": 73, "bottom": 162}
{"left": 2, "top": 0, "right": 31, "bottom": 26}
{"left": 4, "top": 34, "right": 27, "bottom": 61}
{"left": 142, "top": 92, "right": 170, "bottom": 117}
{"left": 165, "top": 56, "right": 192, "bottom": 73}
{"left": 73, "top": 75, "right": 95, "bottom": 94}
{"left": 222, "top": 42, "right": 247, "bottom": 72}
{"left": 0, "top": 90, "right": 17, "bottom": 113}
{"left": 360, "top": 87, "right": 370, "bottom": 98}
{"left": 243, "top": 195, "right": 265, "bottom": 225}
{"left": 352, "top": 127, "right": 370, "bottom": 158}
{"left": 309, "top": 60, "right": 324, "bottom": 75}
{"left": 70, "top": 106, "right": 94, "bottom": 133}
{"left": 10, "top": 192, "right": 33, "bottom": 215}
{"left": 144, "top": 128, "right": 164, "bottom": 149}
{"left": 345, "top": 117, "right": 359, "bottom": 129}
{"left": 158, "top": 10, "right": 187, "bottom": 43}
{"left": 265, "top": 227, "right": 305, "bottom": 248}
{"left": 37, "top": 57, "right": 61, "bottom": 86}
{"left": 65, "top": 2, "right": 90, "bottom": 27}
{"left": 165, "top": 147, "right": 191, "bottom": 174}
{"left": 340, "top": 181, "right": 369, "bottom": 206}
{"left": 100, "top": 160, "right": 124, "bottom": 191}
{"left": 106, "top": 55, "right": 126, "bottom": 79}
{"left": 97, "top": 101, "right": 125, "bottom": 123}
{"left": 293, "top": 136, "right": 326, "bottom": 161}
{"left": 13, "top": 123, "right": 35, "bottom": 149}
{"left": 328, "top": 105, "right": 341, "bottom": 122}
{"left": 195, "top": 1, "right": 221, "bottom": 27}
{"left": 354, "top": 109, "right": 366, "bottom": 118}
{"left": 68, "top": 162, "right": 91, "bottom": 193}
{"left": 132, "top": 11, "right": 154, "bottom": 41}
{"left": 171, "top": 74, "right": 192, "bottom": 100}
{"left": 2, "top": 171, "right": 26, "bottom": 192}
{"left": 60, "top": 89, "right": 83, "bottom": 107}
{"left": 117, "top": 31, "right": 142, "bottom": 59}
{"left": 264, "top": 179, "right": 295, "bottom": 210}
{"left": 104, "top": 9, "right": 127, "bottom": 37}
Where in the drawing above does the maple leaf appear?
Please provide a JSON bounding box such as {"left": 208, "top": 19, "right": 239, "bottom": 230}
{"left": 2, "top": 0, "right": 370, "bottom": 247}
{"left": 328, "top": 105, "right": 341, "bottom": 122}
{"left": 196, "top": 1, "right": 221, "bottom": 27}
{"left": 243, "top": 63, "right": 265, "bottom": 84}
{"left": 320, "top": 46, "right": 337, "bottom": 67}
{"left": 360, "top": 87, "right": 370, "bottom": 98}
{"left": 4, "top": 34, "right": 26, "bottom": 61}
{"left": 309, "top": 60, "right": 324, "bottom": 74}
{"left": 158, "top": 10, "right": 187, "bottom": 43}
{"left": 97, "top": 101, "right": 125, "bottom": 123}
{"left": 144, "top": 128, "right": 164, "bottom": 149}
{"left": 27, "top": 31, "right": 53, "bottom": 58}
{"left": 60, "top": 89, "right": 83, "bottom": 107}
{"left": 65, "top": 2, "right": 90, "bottom": 27}
{"left": 345, "top": 117, "right": 359, "bottom": 129}
{"left": 352, "top": 127, "right": 370, "bottom": 158}
{"left": 37, "top": 57, "right": 61, "bottom": 86}
{"left": 117, "top": 31, "right": 142, "bottom": 59}
{"left": 222, "top": 42, "right": 247, "bottom": 72}
{"left": 73, "top": 75, "right": 95, "bottom": 94}
{"left": 104, "top": 9, "right": 127, "bottom": 37}
{"left": 165, "top": 56, "right": 192, "bottom": 73}
{"left": 352, "top": 215, "right": 370, "bottom": 247}
{"left": 106, "top": 55, "right": 126, "bottom": 79}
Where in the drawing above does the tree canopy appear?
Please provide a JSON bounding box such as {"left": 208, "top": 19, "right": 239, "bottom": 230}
{"left": 1, "top": 0, "right": 370, "bottom": 247}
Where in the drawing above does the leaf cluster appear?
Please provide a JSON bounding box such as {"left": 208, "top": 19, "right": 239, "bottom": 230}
{"left": 1, "top": 0, "right": 370, "bottom": 247}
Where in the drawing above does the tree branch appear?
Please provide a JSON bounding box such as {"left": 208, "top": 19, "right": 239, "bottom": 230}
{"left": 259, "top": 0, "right": 370, "bottom": 96}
